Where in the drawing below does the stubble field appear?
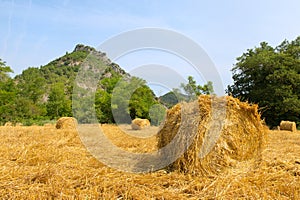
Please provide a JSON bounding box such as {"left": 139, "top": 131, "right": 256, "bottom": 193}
{"left": 0, "top": 124, "right": 299, "bottom": 199}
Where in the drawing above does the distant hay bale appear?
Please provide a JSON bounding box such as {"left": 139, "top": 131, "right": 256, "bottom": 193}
{"left": 43, "top": 123, "right": 55, "bottom": 128}
{"left": 131, "top": 118, "right": 150, "bottom": 130}
{"left": 44, "top": 123, "right": 53, "bottom": 127}
{"left": 157, "top": 95, "right": 267, "bottom": 176}
{"left": 272, "top": 126, "right": 280, "bottom": 131}
{"left": 56, "top": 117, "right": 77, "bottom": 129}
{"left": 4, "top": 122, "right": 13, "bottom": 127}
{"left": 280, "top": 121, "right": 297, "bottom": 132}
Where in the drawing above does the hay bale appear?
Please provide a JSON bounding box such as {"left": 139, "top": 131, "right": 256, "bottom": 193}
{"left": 44, "top": 123, "right": 54, "bottom": 127}
{"left": 280, "top": 121, "right": 297, "bottom": 132}
{"left": 131, "top": 118, "right": 150, "bottom": 130}
{"left": 4, "top": 122, "right": 13, "bottom": 127}
{"left": 157, "top": 95, "right": 267, "bottom": 176}
{"left": 56, "top": 117, "right": 77, "bottom": 129}
{"left": 271, "top": 126, "right": 280, "bottom": 131}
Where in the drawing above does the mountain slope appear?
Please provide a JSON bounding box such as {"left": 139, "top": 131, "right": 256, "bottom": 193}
{"left": 8, "top": 44, "right": 158, "bottom": 124}
{"left": 159, "top": 91, "right": 189, "bottom": 108}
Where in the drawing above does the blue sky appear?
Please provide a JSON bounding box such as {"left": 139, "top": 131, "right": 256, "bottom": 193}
{"left": 1, "top": 0, "right": 300, "bottom": 94}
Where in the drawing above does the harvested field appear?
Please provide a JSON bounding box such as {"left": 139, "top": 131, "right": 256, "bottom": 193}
{"left": 0, "top": 125, "right": 299, "bottom": 199}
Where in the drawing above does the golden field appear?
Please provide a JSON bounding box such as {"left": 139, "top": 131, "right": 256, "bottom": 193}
{"left": 0, "top": 124, "right": 299, "bottom": 199}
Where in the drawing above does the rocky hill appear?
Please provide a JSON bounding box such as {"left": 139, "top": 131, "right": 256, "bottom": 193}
{"left": 15, "top": 44, "right": 128, "bottom": 99}
{"left": 1, "top": 44, "right": 159, "bottom": 124}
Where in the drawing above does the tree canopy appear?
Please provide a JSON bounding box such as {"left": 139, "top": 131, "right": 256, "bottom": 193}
{"left": 180, "top": 76, "right": 213, "bottom": 101}
{"left": 0, "top": 59, "right": 13, "bottom": 82}
{"left": 227, "top": 37, "right": 300, "bottom": 127}
{"left": 159, "top": 76, "right": 214, "bottom": 108}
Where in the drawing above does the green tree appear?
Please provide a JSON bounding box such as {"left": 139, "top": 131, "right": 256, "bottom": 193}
{"left": 0, "top": 59, "right": 17, "bottom": 124}
{"left": 16, "top": 67, "right": 46, "bottom": 104}
{"left": 227, "top": 38, "right": 300, "bottom": 127}
{"left": 94, "top": 75, "right": 122, "bottom": 123}
{"left": 180, "top": 76, "right": 214, "bottom": 101}
{"left": 0, "top": 59, "right": 13, "bottom": 82}
{"left": 149, "top": 104, "right": 166, "bottom": 126}
{"left": 95, "top": 90, "right": 114, "bottom": 123}
{"left": 129, "top": 85, "right": 157, "bottom": 120}
{"left": 14, "top": 97, "right": 46, "bottom": 122}
{"left": 46, "top": 82, "right": 72, "bottom": 119}
{"left": 111, "top": 77, "right": 157, "bottom": 123}
{"left": 0, "top": 87, "right": 17, "bottom": 124}
{"left": 72, "top": 92, "right": 96, "bottom": 124}
{"left": 159, "top": 91, "right": 181, "bottom": 108}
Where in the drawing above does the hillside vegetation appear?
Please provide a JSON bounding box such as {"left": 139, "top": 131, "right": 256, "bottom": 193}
{"left": 228, "top": 37, "right": 300, "bottom": 128}
{"left": 0, "top": 45, "right": 160, "bottom": 125}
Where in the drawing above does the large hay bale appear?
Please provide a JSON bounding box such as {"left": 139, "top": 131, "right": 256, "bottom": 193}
{"left": 56, "top": 117, "right": 77, "bottom": 129}
{"left": 157, "top": 95, "right": 267, "bottom": 176}
{"left": 131, "top": 118, "right": 150, "bottom": 130}
{"left": 280, "top": 121, "right": 297, "bottom": 132}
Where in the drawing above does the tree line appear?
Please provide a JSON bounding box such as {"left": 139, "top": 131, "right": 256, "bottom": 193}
{"left": 227, "top": 37, "right": 300, "bottom": 128}
{"left": 1, "top": 37, "right": 299, "bottom": 128}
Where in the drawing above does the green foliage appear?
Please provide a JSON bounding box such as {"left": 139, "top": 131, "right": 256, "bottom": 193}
{"left": 111, "top": 77, "right": 157, "bottom": 123}
{"left": 46, "top": 82, "right": 72, "bottom": 119}
{"left": 0, "top": 59, "right": 13, "bottom": 82}
{"left": 72, "top": 92, "right": 96, "bottom": 124}
{"left": 180, "top": 76, "right": 214, "bottom": 101}
{"left": 0, "top": 45, "right": 162, "bottom": 125}
{"left": 95, "top": 90, "right": 114, "bottom": 123}
{"left": 9, "top": 46, "right": 90, "bottom": 123}
{"left": 149, "top": 104, "right": 166, "bottom": 126}
{"left": 159, "top": 91, "right": 180, "bottom": 108}
{"left": 0, "top": 60, "right": 16, "bottom": 124}
{"left": 227, "top": 37, "right": 300, "bottom": 127}
{"left": 16, "top": 67, "right": 46, "bottom": 103}
{"left": 159, "top": 76, "right": 214, "bottom": 108}
{"left": 129, "top": 84, "right": 157, "bottom": 120}
{"left": 96, "top": 76, "right": 159, "bottom": 124}
{"left": 15, "top": 97, "right": 47, "bottom": 121}
{"left": 39, "top": 51, "right": 87, "bottom": 94}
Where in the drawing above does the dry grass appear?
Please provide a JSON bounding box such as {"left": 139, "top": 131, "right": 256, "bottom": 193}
{"left": 0, "top": 125, "right": 299, "bottom": 199}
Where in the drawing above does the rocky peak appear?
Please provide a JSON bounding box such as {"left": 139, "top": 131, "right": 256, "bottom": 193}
{"left": 74, "top": 44, "right": 96, "bottom": 53}
{"left": 74, "top": 44, "right": 111, "bottom": 65}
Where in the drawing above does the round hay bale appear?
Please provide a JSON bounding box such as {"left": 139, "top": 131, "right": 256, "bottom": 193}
{"left": 131, "top": 118, "right": 150, "bottom": 130}
{"left": 272, "top": 126, "right": 280, "bottom": 131}
{"left": 15, "top": 123, "right": 23, "bottom": 126}
{"left": 56, "top": 117, "right": 77, "bottom": 129}
{"left": 157, "top": 95, "right": 267, "bottom": 176}
{"left": 280, "top": 121, "right": 297, "bottom": 132}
